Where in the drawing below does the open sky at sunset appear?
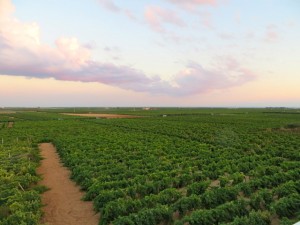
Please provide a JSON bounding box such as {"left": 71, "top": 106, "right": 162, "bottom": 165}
{"left": 0, "top": 0, "right": 299, "bottom": 107}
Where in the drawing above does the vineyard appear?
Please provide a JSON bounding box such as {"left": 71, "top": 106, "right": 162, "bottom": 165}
{"left": 0, "top": 108, "right": 299, "bottom": 224}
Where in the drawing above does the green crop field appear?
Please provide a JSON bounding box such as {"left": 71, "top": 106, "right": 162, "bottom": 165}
{"left": 0, "top": 108, "right": 299, "bottom": 225}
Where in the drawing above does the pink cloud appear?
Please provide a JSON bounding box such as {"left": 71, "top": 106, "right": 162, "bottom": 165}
{"left": 264, "top": 24, "right": 279, "bottom": 42}
{"left": 168, "top": 0, "right": 216, "bottom": 6}
{"left": 145, "top": 6, "right": 186, "bottom": 33}
{"left": 167, "top": 0, "right": 217, "bottom": 11}
{"left": 199, "top": 11, "right": 213, "bottom": 28}
{"left": 98, "top": 0, "right": 120, "bottom": 12}
{"left": 266, "top": 24, "right": 277, "bottom": 30}
{"left": 286, "top": 20, "right": 296, "bottom": 28}
{"left": 265, "top": 31, "right": 278, "bottom": 42}
{"left": 0, "top": 0, "right": 14, "bottom": 16}
{"left": 168, "top": 62, "right": 255, "bottom": 96}
{"left": 234, "top": 11, "right": 241, "bottom": 24}
{"left": 218, "top": 32, "right": 234, "bottom": 40}
{"left": 98, "top": 0, "right": 137, "bottom": 21}
{"left": 0, "top": 0, "right": 255, "bottom": 97}
{"left": 55, "top": 37, "right": 91, "bottom": 66}
{"left": 124, "top": 9, "right": 137, "bottom": 21}
{"left": 245, "top": 31, "right": 255, "bottom": 39}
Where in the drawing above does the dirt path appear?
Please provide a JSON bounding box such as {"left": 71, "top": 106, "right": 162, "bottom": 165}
{"left": 37, "top": 143, "right": 100, "bottom": 225}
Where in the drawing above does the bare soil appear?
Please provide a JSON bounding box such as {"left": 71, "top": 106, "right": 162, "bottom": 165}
{"left": 209, "top": 179, "right": 220, "bottom": 187}
{"left": 0, "top": 111, "right": 15, "bottom": 114}
{"left": 270, "top": 214, "right": 280, "bottom": 225}
{"left": 7, "top": 122, "right": 13, "bottom": 128}
{"left": 62, "top": 113, "right": 141, "bottom": 119}
{"left": 37, "top": 143, "right": 99, "bottom": 225}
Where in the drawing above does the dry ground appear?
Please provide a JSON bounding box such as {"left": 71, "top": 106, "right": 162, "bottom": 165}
{"left": 37, "top": 143, "right": 99, "bottom": 225}
{"left": 7, "top": 122, "right": 14, "bottom": 128}
{"left": 0, "top": 111, "right": 15, "bottom": 114}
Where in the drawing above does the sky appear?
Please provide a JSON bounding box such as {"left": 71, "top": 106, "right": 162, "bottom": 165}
{"left": 0, "top": 0, "right": 299, "bottom": 107}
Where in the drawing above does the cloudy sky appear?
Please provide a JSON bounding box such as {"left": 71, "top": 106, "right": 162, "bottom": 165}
{"left": 0, "top": 0, "right": 299, "bottom": 107}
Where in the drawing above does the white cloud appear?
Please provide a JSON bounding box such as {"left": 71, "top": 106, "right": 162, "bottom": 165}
{"left": 0, "top": 0, "right": 256, "bottom": 97}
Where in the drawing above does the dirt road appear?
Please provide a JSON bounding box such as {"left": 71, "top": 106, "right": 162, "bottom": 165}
{"left": 37, "top": 143, "right": 99, "bottom": 225}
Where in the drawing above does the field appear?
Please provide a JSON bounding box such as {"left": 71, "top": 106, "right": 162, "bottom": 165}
{"left": 0, "top": 108, "right": 299, "bottom": 225}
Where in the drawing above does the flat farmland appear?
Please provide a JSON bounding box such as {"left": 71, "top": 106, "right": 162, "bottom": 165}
{"left": 62, "top": 113, "right": 142, "bottom": 119}
{"left": 0, "top": 108, "right": 299, "bottom": 225}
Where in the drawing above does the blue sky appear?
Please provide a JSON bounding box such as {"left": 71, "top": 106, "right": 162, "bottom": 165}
{"left": 0, "top": 0, "right": 299, "bottom": 107}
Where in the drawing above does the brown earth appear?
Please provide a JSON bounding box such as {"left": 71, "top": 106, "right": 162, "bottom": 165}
{"left": 209, "top": 179, "right": 220, "bottom": 187}
{"left": 37, "top": 143, "right": 100, "bottom": 225}
{"left": 62, "top": 113, "right": 141, "bottom": 119}
{"left": 0, "top": 111, "right": 15, "bottom": 114}
{"left": 7, "top": 122, "right": 14, "bottom": 128}
{"left": 270, "top": 214, "right": 280, "bottom": 225}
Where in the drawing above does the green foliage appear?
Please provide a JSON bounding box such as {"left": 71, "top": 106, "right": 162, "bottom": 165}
{"left": 172, "top": 194, "right": 201, "bottom": 215}
{"left": 113, "top": 205, "right": 171, "bottom": 225}
{"left": 272, "top": 193, "right": 300, "bottom": 218}
{"left": 178, "top": 200, "right": 248, "bottom": 225}
{"left": 0, "top": 138, "right": 42, "bottom": 225}
{"left": 226, "top": 210, "right": 270, "bottom": 225}
{"left": 274, "top": 181, "right": 298, "bottom": 198}
{"left": 186, "top": 181, "right": 209, "bottom": 196}
{"left": 250, "top": 189, "right": 273, "bottom": 210}
{"left": 1, "top": 108, "right": 300, "bottom": 224}
{"left": 201, "top": 187, "right": 238, "bottom": 208}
